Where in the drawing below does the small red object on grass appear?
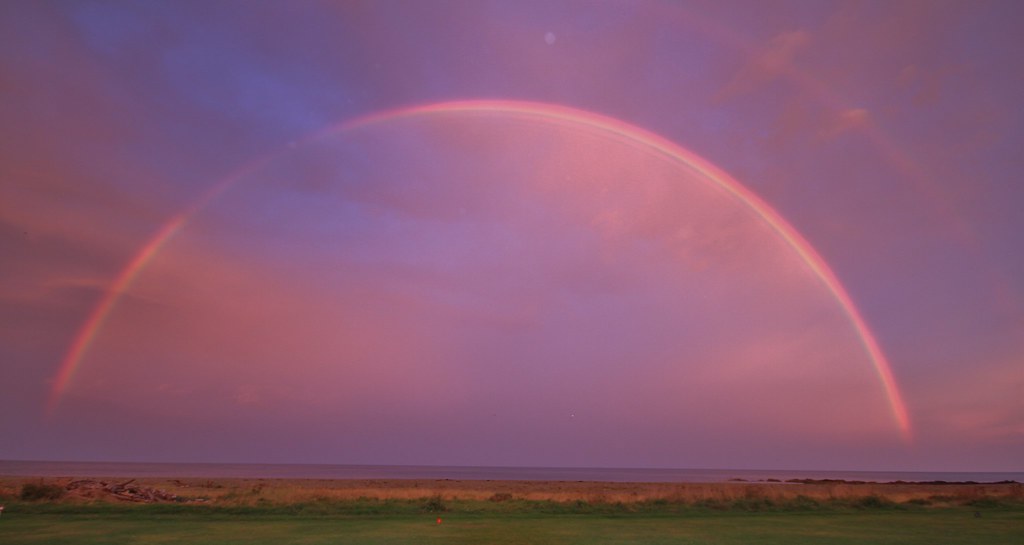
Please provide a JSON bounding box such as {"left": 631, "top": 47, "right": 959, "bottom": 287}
{"left": 436, "top": 517, "right": 442, "bottom": 524}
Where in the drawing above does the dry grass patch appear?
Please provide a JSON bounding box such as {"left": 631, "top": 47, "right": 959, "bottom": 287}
{"left": 1, "top": 476, "right": 1019, "bottom": 509}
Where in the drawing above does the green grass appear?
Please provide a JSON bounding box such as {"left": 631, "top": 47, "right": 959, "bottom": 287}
{"left": 0, "top": 508, "right": 1021, "bottom": 544}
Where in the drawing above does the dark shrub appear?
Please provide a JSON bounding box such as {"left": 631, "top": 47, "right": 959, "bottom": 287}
{"left": 20, "top": 482, "right": 66, "bottom": 501}
{"left": 856, "top": 495, "right": 896, "bottom": 509}
{"left": 731, "top": 497, "right": 776, "bottom": 511}
{"left": 966, "top": 497, "right": 1006, "bottom": 508}
{"left": 423, "top": 494, "right": 446, "bottom": 512}
{"left": 788, "top": 495, "right": 822, "bottom": 510}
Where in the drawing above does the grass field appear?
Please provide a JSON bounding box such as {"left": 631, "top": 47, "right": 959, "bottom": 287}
{"left": 1, "top": 477, "right": 1021, "bottom": 544}
{"left": 1, "top": 509, "right": 1022, "bottom": 544}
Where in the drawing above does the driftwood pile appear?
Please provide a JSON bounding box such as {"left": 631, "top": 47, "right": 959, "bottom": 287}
{"left": 65, "top": 479, "right": 180, "bottom": 503}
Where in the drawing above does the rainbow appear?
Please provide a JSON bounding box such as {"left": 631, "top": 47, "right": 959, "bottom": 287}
{"left": 47, "top": 99, "right": 912, "bottom": 442}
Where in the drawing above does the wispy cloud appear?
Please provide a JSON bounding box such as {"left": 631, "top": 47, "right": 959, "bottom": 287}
{"left": 716, "top": 30, "right": 810, "bottom": 101}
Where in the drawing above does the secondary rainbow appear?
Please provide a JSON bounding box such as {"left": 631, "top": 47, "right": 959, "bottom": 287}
{"left": 47, "top": 99, "right": 912, "bottom": 442}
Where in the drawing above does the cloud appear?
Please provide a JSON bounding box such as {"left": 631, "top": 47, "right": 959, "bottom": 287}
{"left": 912, "top": 354, "right": 1024, "bottom": 444}
{"left": 716, "top": 30, "right": 810, "bottom": 101}
{"left": 897, "top": 64, "right": 947, "bottom": 106}
{"left": 818, "top": 107, "right": 871, "bottom": 139}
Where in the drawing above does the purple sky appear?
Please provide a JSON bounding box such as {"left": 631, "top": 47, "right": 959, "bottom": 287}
{"left": 1, "top": 1, "right": 1021, "bottom": 471}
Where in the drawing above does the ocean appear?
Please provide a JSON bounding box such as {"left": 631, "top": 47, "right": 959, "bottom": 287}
{"left": 1, "top": 460, "right": 1020, "bottom": 483}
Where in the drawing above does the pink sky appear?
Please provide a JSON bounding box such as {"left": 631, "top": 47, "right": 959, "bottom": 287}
{"left": 1, "top": 1, "right": 1021, "bottom": 471}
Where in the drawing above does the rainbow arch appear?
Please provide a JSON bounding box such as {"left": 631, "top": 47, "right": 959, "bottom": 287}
{"left": 48, "top": 99, "right": 912, "bottom": 442}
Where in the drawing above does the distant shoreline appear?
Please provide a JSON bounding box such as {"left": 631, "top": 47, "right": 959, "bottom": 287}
{"left": 2, "top": 460, "right": 1021, "bottom": 484}
{"left": 728, "top": 477, "right": 1021, "bottom": 485}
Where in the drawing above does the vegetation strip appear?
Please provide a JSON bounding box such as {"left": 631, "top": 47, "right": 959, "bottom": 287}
{"left": 3, "top": 476, "right": 1022, "bottom": 516}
